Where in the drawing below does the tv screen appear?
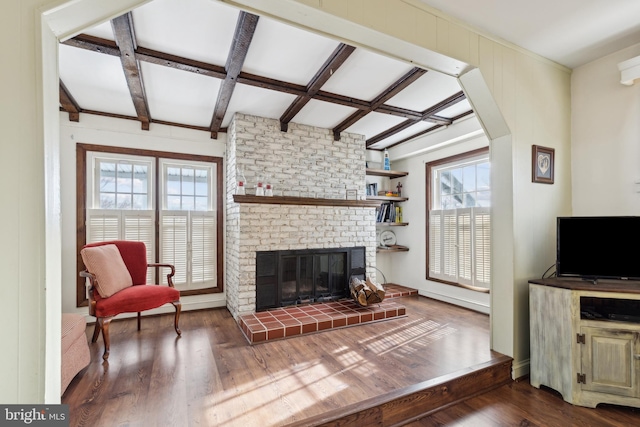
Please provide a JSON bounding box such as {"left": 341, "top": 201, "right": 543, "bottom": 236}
{"left": 557, "top": 216, "right": 640, "bottom": 280}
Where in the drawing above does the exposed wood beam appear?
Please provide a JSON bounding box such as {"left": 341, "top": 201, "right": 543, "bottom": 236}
{"left": 209, "top": 12, "right": 259, "bottom": 139}
{"left": 383, "top": 110, "right": 475, "bottom": 150}
{"left": 59, "top": 80, "right": 81, "bottom": 122}
{"left": 111, "top": 13, "right": 150, "bottom": 130}
{"left": 279, "top": 43, "right": 355, "bottom": 132}
{"left": 59, "top": 107, "right": 222, "bottom": 133}
{"left": 62, "top": 34, "right": 120, "bottom": 56}
{"left": 366, "top": 91, "right": 467, "bottom": 147}
{"left": 422, "top": 91, "right": 467, "bottom": 118}
{"left": 332, "top": 67, "right": 427, "bottom": 140}
{"left": 136, "top": 46, "right": 226, "bottom": 79}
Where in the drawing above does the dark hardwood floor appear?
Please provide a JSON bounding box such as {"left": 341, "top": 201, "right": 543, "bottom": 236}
{"left": 409, "top": 378, "right": 640, "bottom": 427}
{"left": 62, "top": 295, "right": 640, "bottom": 426}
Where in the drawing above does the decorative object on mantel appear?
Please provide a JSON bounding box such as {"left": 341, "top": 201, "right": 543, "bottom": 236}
{"left": 532, "top": 145, "right": 555, "bottom": 184}
{"left": 236, "top": 168, "right": 246, "bottom": 195}
{"left": 255, "top": 176, "right": 265, "bottom": 196}
{"left": 346, "top": 189, "right": 358, "bottom": 200}
{"left": 350, "top": 276, "right": 386, "bottom": 306}
{"left": 265, "top": 181, "right": 273, "bottom": 196}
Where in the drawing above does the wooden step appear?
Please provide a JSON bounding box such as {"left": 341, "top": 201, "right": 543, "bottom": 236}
{"left": 285, "top": 354, "right": 513, "bottom": 427}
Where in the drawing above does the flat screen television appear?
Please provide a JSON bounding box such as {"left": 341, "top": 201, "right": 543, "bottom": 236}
{"left": 557, "top": 216, "right": 640, "bottom": 280}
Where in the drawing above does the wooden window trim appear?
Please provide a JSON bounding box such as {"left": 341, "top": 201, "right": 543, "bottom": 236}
{"left": 76, "top": 143, "right": 224, "bottom": 307}
{"left": 425, "top": 146, "right": 490, "bottom": 293}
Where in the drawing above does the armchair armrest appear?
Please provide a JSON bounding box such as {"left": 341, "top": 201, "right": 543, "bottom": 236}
{"left": 148, "top": 263, "right": 176, "bottom": 287}
{"left": 79, "top": 270, "right": 98, "bottom": 316}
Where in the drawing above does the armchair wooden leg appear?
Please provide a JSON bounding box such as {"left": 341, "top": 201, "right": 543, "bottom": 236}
{"left": 91, "top": 320, "right": 102, "bottom": 343}
{"left": 137, "top": 312, "right": 141, "bottom": 331}
{"left": 172, "top": 301, "right": 182, "bottom": 336}
{"left": 101, "top": 317, "right": 113, "bottom": 360}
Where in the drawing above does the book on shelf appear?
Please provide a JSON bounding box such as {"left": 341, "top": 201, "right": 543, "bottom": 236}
{"left": 376, "top": 202, "right": 398, "bottom": 223}
{"left": 366, "top": 182, "right": 378, "bottom": 196}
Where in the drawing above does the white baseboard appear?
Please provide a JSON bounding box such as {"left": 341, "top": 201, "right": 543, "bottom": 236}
{"left": 512, "top": 358, "right": 530, "bottom": 380}
{"left": 418, "top": 289, "right": 490, "bottom": 314}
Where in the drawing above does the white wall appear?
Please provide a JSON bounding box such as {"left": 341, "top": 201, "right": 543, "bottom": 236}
{"left": 377, "top": 121, "right": 491, "bottom": 313}
{"left": 572, "top": 43, "right": 640, "bottom": 215}
{"left": 60, "top": 113, "right": 228, "bottom": 317}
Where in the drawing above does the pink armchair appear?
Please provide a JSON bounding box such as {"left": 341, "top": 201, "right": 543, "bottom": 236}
{"left": 80, "top": 240, "right": 181, "bottom": 360}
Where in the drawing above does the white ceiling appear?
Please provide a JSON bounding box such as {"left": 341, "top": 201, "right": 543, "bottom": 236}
{"left": 418, "top": 0, "right": 640, "bottom": 69}
{"left": 59, "top": 0, "right": 640, "bottom": 150}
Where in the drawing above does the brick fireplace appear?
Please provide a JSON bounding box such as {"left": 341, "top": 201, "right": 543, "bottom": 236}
{"left": 225, "top": 114, "right": 378, "bottom": 320}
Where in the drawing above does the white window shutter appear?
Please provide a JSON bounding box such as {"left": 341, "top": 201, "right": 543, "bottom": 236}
{"left": 124, "top": 211, "right": 155, "bottom": 282}
{"left": 161, "top": 212, "right": 188, "bottom": 286}
{"left": 86, "top": 210, "right": 120, "bottom": 243}
{"left": 190, "top": 212, "right": 216, "bottom": 286}
{"left": 442, "top": 210, "right": 458, "bottom": 281}
{"left": 457, "top": 209, "right": 473, "bottom": 285}
{"left": 429, "top": 211, "right": 442, "bottom": 277}
{"left": 474, "top": 208, "right": 491, "bottom": 288}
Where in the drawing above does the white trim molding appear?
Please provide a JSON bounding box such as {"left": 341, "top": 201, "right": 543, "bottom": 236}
{"left": 617, "top": 55, "right": 640, "bottom": 86}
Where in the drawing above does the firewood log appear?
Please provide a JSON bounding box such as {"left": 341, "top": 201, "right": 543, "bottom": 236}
{"left": 365, "top": 277, "right": 386, "bottom": 303}
{"left": 350, "top": 277, "right": 368, "bottom": 306}
{"left": 350, "top": 277, "right": 365, "bottom": 292}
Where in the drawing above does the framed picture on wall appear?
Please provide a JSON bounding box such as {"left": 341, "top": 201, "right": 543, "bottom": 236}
{"left": 532, "top": 145, "right": 555, "bottom": 184}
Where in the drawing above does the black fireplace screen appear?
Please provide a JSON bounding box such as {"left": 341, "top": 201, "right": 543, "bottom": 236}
{"left": 256, "top": 247, "right": 365, "bottom": 311}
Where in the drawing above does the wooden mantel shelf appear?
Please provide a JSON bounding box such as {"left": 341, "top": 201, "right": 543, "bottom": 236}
{"left": 233, "top": 194, "right": 380, "bottom": 207}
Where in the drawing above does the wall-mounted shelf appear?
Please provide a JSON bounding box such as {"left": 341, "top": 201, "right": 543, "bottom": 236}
{"left": 365, "top": 168, "right": 408, "bottom": 179}
{"left": 233, "top": 194, "right": 379, "bottom": 208}
{"left": 367, "top": 195, "right": 408, "bottom": 202}
{"left": 376, "top": 245, "right": 409, "bottom": 253}
{"left": 367, "top": 167, "right": 409, "bottom": 252}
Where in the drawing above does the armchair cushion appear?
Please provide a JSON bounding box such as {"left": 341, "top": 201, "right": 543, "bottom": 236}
{"left": 80, "top": 244, "right": 133, "bottom": 298}
{"left": 93, "top": 284, "right": 180, "bottom": 317}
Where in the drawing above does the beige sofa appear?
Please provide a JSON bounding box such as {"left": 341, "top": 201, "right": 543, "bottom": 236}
{"left": 61, "top": 313, "right": 90, "bottom": 395}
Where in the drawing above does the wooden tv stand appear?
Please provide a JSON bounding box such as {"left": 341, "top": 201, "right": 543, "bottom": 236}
{"left": 530, "top": 277, "right": 640, "bottom": 408}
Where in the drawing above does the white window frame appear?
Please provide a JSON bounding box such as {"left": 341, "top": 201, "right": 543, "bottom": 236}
{"left": 159, "top": 158, "right": 217, "bottom": 291}
{"left": 159, "top": 159, "right": 215, "bottom": 211}
{"left": 88, "top": 151, "right": 155, "bottom": 210}
{"left": 86, "top": 152, "right": 156, "bottom": 281}
{"left": 427, "top": 151, "right": 491, "bottom": 291}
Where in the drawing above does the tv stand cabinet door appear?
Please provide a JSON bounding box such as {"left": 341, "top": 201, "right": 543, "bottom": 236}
{"left": 580, "top": 326, "right": 639, "bottom": 398}
{"left": 530, "top": 283, "right": 576, "bottom": 403}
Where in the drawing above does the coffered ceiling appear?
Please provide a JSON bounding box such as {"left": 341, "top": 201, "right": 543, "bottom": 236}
{"left": 58, "top": 0, "right": 474, "bottom": 150}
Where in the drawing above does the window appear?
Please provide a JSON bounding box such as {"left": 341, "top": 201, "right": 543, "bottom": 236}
{"left": 86, "top": 152, "right": 156, "bottom": 282}
{"left": 426, "top": 148, "right": 490, "bottom": 292}
{"left": 159, "top": 160, "right": 216, "bottom": 290}
{"left": 76, "top": 144, "right": 223, "bottom": 306}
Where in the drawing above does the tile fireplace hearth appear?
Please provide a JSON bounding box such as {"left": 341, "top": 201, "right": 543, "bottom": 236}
{"left": 238, "top": 283, "right": 416, "bottom": 344}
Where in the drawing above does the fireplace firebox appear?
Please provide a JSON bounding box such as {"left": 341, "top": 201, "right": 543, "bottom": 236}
{"left": 255, "top": 247, "right": 366, "bottom": 311}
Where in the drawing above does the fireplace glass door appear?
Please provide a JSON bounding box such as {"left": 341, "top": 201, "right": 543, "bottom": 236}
{"left": 256, "top": 247, "right": 365, "bottom": 311}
